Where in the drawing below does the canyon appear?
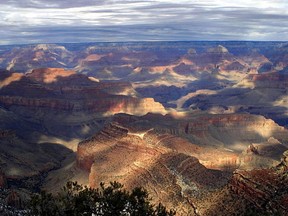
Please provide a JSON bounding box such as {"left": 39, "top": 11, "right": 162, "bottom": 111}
{"left": 0, "top": 41, "right": 288, "bottom": 215}
{"left": 77, "top": 113, "right": 288, "bottom": 215}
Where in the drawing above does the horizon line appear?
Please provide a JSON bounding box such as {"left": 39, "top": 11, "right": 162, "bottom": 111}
{"left": 1, "top": 40, "right": 288, "bottom": 47}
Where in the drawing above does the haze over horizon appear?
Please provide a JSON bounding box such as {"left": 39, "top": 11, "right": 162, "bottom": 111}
{"left": 1, "top": 0, "right": 288, "bottom": 45}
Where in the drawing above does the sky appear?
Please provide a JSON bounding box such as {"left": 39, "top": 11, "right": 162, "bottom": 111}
{"left": 1, "top": 0, "right": 288, "bottom": 45}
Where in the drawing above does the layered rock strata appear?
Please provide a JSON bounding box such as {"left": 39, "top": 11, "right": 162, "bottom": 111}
{"left": 77, "top": 113, "right": 288, "bottom": 215}
{"left": 228, "top": 151, "right": 288, "bottom": 215}
{"left": 0, "top": 68, "right": 166, "bottom": 138}
{"left": 78, "top": 123, "right": 228, "bottom": 215}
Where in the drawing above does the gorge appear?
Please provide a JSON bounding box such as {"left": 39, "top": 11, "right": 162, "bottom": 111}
{"left": 0, "top": 41, "right": 288, "bottom": 215}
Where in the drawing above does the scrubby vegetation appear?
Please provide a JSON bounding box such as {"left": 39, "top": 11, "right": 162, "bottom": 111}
{"left": 30, "top": 181, "right": 176, "bottom": 216}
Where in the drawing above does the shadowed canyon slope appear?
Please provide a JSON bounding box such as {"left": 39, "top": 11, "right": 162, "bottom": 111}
{"left": 0, "top": 129, "right": 73, "bottom": 191}
{"left": 1, "top": 41, "right": 288, "bottom": 215}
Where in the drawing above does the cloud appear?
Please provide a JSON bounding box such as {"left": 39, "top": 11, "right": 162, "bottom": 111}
{"left": 0, "top": 0, "right": 288, "bottom": 44}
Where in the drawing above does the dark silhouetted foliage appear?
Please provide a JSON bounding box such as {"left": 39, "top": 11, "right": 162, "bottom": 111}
{"left": 30, "top": 181, "right": 176, "bottom": 216}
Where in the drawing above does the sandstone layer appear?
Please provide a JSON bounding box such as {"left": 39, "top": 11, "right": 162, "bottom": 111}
{"left": 0, "top": 68, "right": 166, "bottom": 138}
{"left": 197, "top": 151, "right": 288, "bottom": 216}
{"left": 77, "top": 113, "right": 288, "bottom": 215}
{"left": 77, "top": 121, "right": 229, "bottom": 215}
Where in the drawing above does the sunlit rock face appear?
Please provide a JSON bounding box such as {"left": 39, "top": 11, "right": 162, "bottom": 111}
{"left": 26, "top": 68, "right": 76, "bottom": 84}
{"left": 77, "top": 121, "right": 229, "bottom": 215}
{"left": 207, "top": 45, "right": 229, "bottom": 54}
{"left": 0, "top": 68, "right": 166, "bottom": 138}
{"left": 229, "top": 169, "right": 288, "bottom": 213}
{"left": 185, "top": 45, "right": 233, "bottom": 70}
{"left": 2, "top": 42, "right": 288, "bottom": 122}
{"left": 179, "top": 113, "right": 288, "bottom": 170}
{"left": 77, "top": 113, "right": 288, "bottom": 172}
{"left": 2, "top": 44, "right": 75, "bottom": 72}
{"left": 89, "top": 151, "right": 229, "bottom": 215}
{"left": 225, "top": 151, "right": 288, "bottom": 215}
{"left": 0, "top": 72, "right": 23, "bottom": 89}
{"left": 180, "top": 68, "right": 288, "bottom": 127}
{"left": 194, "top": 151, "right": 288, "bottom": 216}
{"left": 0, "top": 68, "right": 165, "bottom": 115}
{"left": 76, "top": 113, "right": 288, "bottom": 214}
{"left": 184, "top": 114, "right": 287, "bottom": 142}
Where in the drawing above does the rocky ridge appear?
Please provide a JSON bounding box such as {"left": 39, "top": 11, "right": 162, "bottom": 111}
{"left": 77, "top": 121, "right": 229, "bottom": 215}
{"left": 0, "top": 68, "right": 166, "bottom": 138}
{"left": 77, "top": 113, "right": 288, "bottom": 215}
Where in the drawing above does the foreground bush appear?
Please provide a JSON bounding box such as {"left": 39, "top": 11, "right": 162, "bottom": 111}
{"left": 30, "top": 181, "right": 176, "bottom": 216}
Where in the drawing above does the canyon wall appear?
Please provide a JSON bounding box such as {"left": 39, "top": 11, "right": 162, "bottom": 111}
{"left": 0, "top": 68, "right": 166, "bottom": 138}
{"left": 76, "top": 113, "right": 288, "bottom": 215}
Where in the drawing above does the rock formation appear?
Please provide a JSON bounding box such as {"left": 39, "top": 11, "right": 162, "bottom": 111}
{"left": 227, "top": 151, "right": 288, "bottom": 215}
{"left": 0, "top": 68, "right": 166, "bottom": 138}
{"left": 77, "top": 113, "right": 288, "bottom": 215}
{"left": 3, "top": 44, "right": 74, "bottom": 72}
{"left": 207, "top": 45, "right": 229, "bottom": 54}
{"left": 0, "top": 129, "right": 73, "bottom": 191}
{"left": 248, "top": 71, "right": 288, "bottom": 88}
{"left": 188, "top": 150, "right": 288, "bottom": 216}
{"left": 0, "top": 168, "right": 7, "bottom": 188}
{"left": 77, "top": 120, "right": 230, "bottom": 215}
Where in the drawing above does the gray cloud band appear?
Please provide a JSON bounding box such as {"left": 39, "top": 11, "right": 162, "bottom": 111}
{"left": 0, "top": 0, "right": 287, "bottom": 44}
